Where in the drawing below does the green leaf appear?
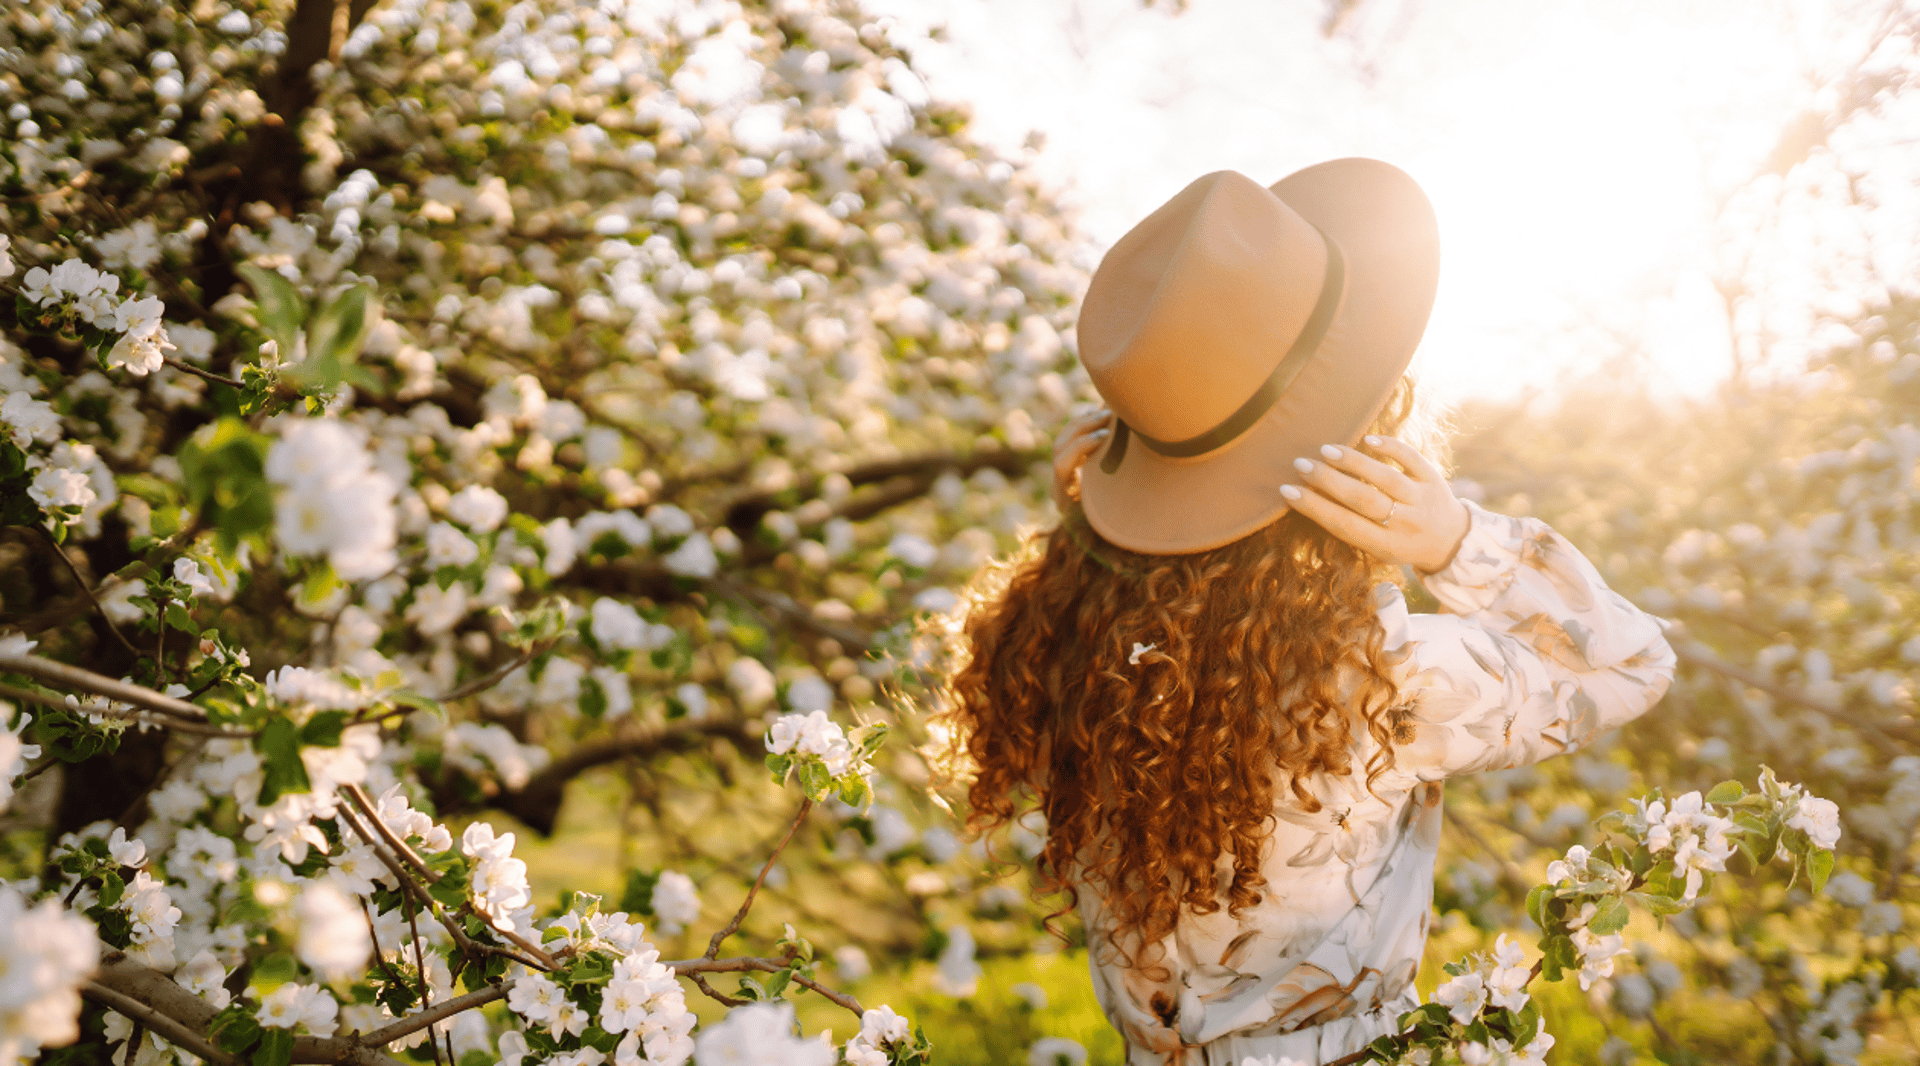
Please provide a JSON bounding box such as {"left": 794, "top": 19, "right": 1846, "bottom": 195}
{"left": 764, "top": 969, "right": 792, "bottom": 999}
{"left": 164, "top": 601, "right": 200, "bottom": 638}
{"left": 796, "top": 759, "right": 831, "bottom": 800}
{"left": 98, "top": 871, "right": 126, "bottom": 907}
{"left": 620, "top": 869, "right": 660, "bottom": 917}
{"left": 1627, "top": 890, "right": 1686, "bottom": 916}
{"left": 1705, "top": 780, "right": 1745, "bottom": 804}
{"left": 1587, "top": 894, "right": 1630, "bottom": 935}
{"left": 580, "top": 676, "right": 608, "bottom": 720}
{"left": 254, "top": 1026, "right": 294, "bottom": 1066}
{"left": 838, "top": 774, "right": 872, "bottom": 809}
{"left": 237, "top": 264, "right": 308, "bottom": 355}
{"left": 1810, "top": 848, "right": 1835, "bottom": 893}
{"left": 300, "top": 710, "right": 349, "bottom": 748}
{"left": 255, "top": 716, "right": 312, "bottom": 804}
{"left": 292, "top": 286, "right": 376, "bottom": 395}
{"left": 765, "top": 753, "right": 793, "bottom": 785}
{"left": 210, "top": 1007, "right": 264, "bottom": 1055}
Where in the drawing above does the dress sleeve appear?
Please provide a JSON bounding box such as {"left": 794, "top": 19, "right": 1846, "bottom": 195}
{"left": 1373, "top": 500, "right": 1677, "bottom": 782}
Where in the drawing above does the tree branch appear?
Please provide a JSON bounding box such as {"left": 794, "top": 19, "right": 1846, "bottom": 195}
{"left": 705, "top": 799, "right": 812, "bottom": 961}
{"left": 0, "top": 681, "right": 251, "bottom": 738}
{"left": 0, "top": 653, "right": 208, "bottom": 722}
{"left": 358, "top": 984, "right": 512, "bottom": 1048}
{"left": 1671, "top": 637, "right": 1920, "bottom": 746}
{"left": 81, "top": 980, "right": 234, "bottom": 1066}
{"left": 484, "top": 720, "right": 763, "bottom": 835}
{"left": 436, "top": 643, "right": 547, "bottom": 703}
{"left": 721, "top": 446, "right": 1041, "bottom": 535}
{"left": 34, "top": 526, "right": 143, "bottom": 660}
{"left": 667, "top": 955, "right": 864, "bottom": 1020}
{"left": 704, "top": 577, "right": 874, "bottom": 651}
{"left": 89, "top": 957, "right": 414, "bottom": 1066}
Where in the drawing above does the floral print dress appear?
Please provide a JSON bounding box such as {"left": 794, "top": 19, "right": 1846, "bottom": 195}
{"left": 1077, "top": 503, "right": 1678, "bottom": 1066}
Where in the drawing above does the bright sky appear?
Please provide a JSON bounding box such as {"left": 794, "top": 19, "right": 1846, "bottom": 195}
{"left": 866, "top": 0, "right": 1905, "bottom": 401}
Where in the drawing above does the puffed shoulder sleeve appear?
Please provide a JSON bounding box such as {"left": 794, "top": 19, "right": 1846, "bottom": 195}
{"left": 1373, "top": 501, "right": 1677, "bottom": 782}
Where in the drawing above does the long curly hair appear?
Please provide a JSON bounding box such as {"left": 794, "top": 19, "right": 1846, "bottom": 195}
{"left": 933, "top": 376, "right": 1446, "bottom": 954}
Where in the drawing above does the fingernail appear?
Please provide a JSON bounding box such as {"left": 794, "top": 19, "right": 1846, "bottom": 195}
{"left": 1364, "top": 435, "right": 1382, "bottom": 447}
{"left": 1279, "top": 484, "right": 1302, "bottom": 501}
{"left": 1320, "top": 444, "right": 1342, "bottom": 460}
{"left": 1093, "top": 428, "right": 1110, "bottom": 437}
{"left": 1292, "top": 457, "right": 1314, "bottom": 474}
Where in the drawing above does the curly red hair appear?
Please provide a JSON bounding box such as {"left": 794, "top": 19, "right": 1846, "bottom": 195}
{"left": 933, "top": 378, "right": 1439, "bottom": 953}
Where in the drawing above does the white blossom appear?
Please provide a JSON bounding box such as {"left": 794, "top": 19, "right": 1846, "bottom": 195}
{"left": 255, "top": 982, "right": 338, "bottom": 1037}
{"left": 1788, "top": 794, "right": 1842, "bottom": 850}
{"left": 0, "top": 886, "right": 99, "bottom": 1062}
{"left": 693, "top": 1001, "right": 831, "bottom": 1066}
{"left": 651, "top": 870, "right": 700, "bottom": 934}
{"left": 295, "top": 881, "right": 371, "bottom": 980}
{"left": 446, "top": 484, "right": 509, "bottom": 532}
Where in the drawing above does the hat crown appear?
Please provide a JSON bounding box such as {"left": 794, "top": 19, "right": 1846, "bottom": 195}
{"left": 1078, "top": 171, "right": 1333, "bottom": 445}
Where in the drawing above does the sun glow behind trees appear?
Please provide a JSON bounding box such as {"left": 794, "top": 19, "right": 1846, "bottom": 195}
{"left": 875, "top": 0, "right": 1920, "bottom": 400}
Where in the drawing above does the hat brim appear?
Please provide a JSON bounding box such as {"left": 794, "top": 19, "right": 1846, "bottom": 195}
{"left": 1079, "top": 158, "right": 1440, "bottom": 555}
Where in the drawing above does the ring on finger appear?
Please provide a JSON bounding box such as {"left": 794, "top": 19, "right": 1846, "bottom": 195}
{"left": 1378, "top": 499, "right": 1397, "bottom": 526}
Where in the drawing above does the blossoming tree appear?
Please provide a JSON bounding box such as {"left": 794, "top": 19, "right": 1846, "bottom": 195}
{"left": 1, "top": 0, "right": 1075, "bottom": 1061}
{"left": 0, "top": 0, "right": 1905, "bottom": 1065}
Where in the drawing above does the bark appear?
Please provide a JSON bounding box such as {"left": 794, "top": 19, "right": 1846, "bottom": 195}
{"left": 479, "top": 720, "right": 763, "bottom": 834}
{"left": 89, "top": 957, "right": 415, "bottom": 1066}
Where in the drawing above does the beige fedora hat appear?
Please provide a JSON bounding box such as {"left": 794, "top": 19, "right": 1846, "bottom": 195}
{"left": 1076, "top": 158, "right": 1440, "bottom": 555}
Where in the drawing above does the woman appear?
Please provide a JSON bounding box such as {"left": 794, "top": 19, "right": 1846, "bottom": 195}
{"left": 935, "top": 162, "right": 1675, "bottom": 1065}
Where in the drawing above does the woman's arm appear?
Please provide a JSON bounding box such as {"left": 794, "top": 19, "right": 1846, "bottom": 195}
{"left": 1379, "top": 502, "right": 1677, "bottom": 778}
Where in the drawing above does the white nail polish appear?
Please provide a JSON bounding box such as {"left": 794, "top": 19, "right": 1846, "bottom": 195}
{"left": 1365, "top": 435, "right": 1382, "bottom": 447}
{"left": 1292, "top": 457, "right": 1314, "bottom": 474}
{"left": 1320, "top": 444, "right": 1342, "bottom": 460}
{"left": 1279, "top": 484, "right": 1302, "bottom": 500}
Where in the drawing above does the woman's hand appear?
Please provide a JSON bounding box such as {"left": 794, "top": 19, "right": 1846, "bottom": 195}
{"left": 1279, "top": 434, "right": 1471, "bottom": 573}
{"left": 1050, "top": 407, "right": 1114, "bottom": 512}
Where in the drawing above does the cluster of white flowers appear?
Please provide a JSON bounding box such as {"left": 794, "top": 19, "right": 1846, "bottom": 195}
{"left": 462, "top": 821, "right": 534, "bottom": 933}
{"left": 1432, "top": 934, "right": 1534, "bottom": 1023}
{"left": 765, "top": 711, "right": 854, "bottom": 777}
{"left": 256, "top": 982, "right": 339, "bottom": 1036}
{"left": 500, "top": 909, "right": 696, "bottom": 1066}
{"left": 843, "top": 1006, "right": 911, "bottom": 1066}
{"left": 265, "top": 418, "right": 399, "bottom": 580}
{"left": 1785, "top": 789, "right": 1843, "bottom": 850}
{"left": 1634, "top": 791, "right": 1736, "bottom": 902}
{"left": 591, "top": 597, "right": 675, "bottom": 651}
{"left": 0, "top": 885, "right": 99, "bottom": 1065}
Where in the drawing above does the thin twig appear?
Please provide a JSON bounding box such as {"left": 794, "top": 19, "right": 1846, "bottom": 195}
{"left": 35, "top": 525, "right": 143, "bottom": 659}
{"left": 124, "top": 1021, "right": 146, "bottom": 1066}
{"left": 344, "top": 782, "right": 440, "bottom": 883}
{"left": 687, "top": 972, "right": 748, "bottom": 1008}
{"left": 401, "top": 886, "right": 445, "bottom": 1066}
{"left": 1674, "top": 638, "right": 1920, "bottom": 746}
{"left": 668, "top": 955, "right": 864, "bottom": 1019}
{"left": 436, "top": 643, "right": 546, "bottom": 703}
{"left": 80, "top": 981, "right": 236, "bottom": 1066}
{"left": 704, "top": 798, "right": 813, "bottom": 961}
{"left": 333, "top": 799, "right": 550, "bottom": 973}
{"left": 163, "top": 356, "right": 243, "bottom": 388}
{"left": 360, "top": 897, "right": 410, "bottom": 990}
